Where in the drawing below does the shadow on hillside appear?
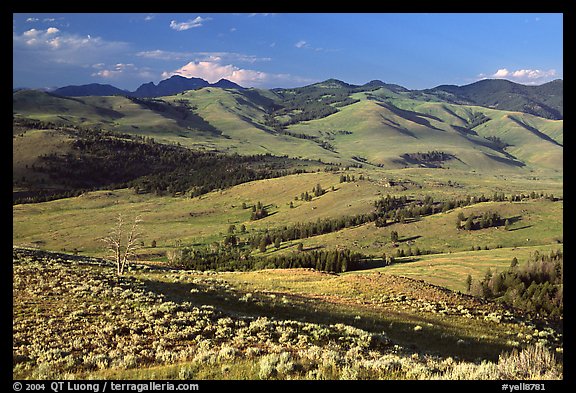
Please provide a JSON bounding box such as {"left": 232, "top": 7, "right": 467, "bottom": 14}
{"left": 451, "top": 125, "right": 478, "bottom": 136}
{"left": 508, "top": 225, "right": 533, "bottom": 232}
{"left": 261, "top": 243, "right": 324, "bottom": 255}
{"left": 506, "top": 215, "right": 523, "bottom": 225}
{"left": 377, "top": 102, "right": 445, "bottom": 131}
{"left": 483, "top": 152, "right": 526, "bottom": 167}
{"left": 399, "top": 235, "right": 422, "bottom": 243}
{"left": 441, "top": 105, "right": 469, "bottom": 124}
{"left": 140, "top": 275, "right": 513, "bottom": 362}
{"left": 388, "top": 257, "right": 420, "bottom": 265}
{"left": 452, "top": 129, "right": 522, "bottom": 162}
{"left": 505, "top": 215, "right": 534, "bottom": 231}
{"left": 508, "top": 115, "right": 563, "bottom": 147}
{"left": 302, "top": 245, "right": 325, "bottom": 252}
{"left": 381, "top": 115, "right": 418, "bottom": 139}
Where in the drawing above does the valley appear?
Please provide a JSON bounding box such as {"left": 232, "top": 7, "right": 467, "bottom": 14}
{"left": 12, "top": 76, "right": 563, "bottom": 380}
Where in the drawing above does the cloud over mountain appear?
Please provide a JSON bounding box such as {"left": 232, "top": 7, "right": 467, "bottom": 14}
{"left": 162, "top": 61, "right": 262, "bottom": 85}
{"left": 163, "top": 60, "right": 313, "bottom": 88}
{"left": 480, "top": 68, "right": 558, "bottom": 85}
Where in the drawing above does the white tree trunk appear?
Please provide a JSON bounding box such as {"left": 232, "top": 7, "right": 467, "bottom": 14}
{"left": 102, "top": 214, "right": 142, "bottom": 275}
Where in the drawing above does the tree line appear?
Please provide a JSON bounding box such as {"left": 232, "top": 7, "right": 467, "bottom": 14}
{"left": 170, "top": 246, "right": 366, "bottom": 273}
{"left": 15, "top": 120, "right": 318, "bottom": 203}
{"left": 456, "top": 211, "right": 505, "bottom": 231}
{"left": 247, "top": 213, "right": 378, "bottom": 250}
{"left": 469, "top": 250, "right": 563, "bottom": 318}
{"left": 374, "top": 194, "right": 445, "bottom": 227}
{"left": 244, "top": 189, "right": 555, "bottom": 248}
{"left": 373, "top": 190, "right": 559, "bottom": 228}
{"left": 403, "top": 150, "right": 454, "bottom": 163}
{"left": 264, "top": 85, "right": 361, "bottom": 129}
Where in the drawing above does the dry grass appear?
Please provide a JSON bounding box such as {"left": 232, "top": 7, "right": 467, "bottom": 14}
{"left": 13, "top": 248, "right": 562, "bottom": 380}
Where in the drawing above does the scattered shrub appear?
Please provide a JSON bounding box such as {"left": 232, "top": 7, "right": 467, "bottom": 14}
{"left": 12, "top": 248, "right": 563, "bottom": 380}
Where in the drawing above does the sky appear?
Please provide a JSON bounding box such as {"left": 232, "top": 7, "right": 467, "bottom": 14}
{"left": 13, "top": 13, "right": 563, "bottom": 91}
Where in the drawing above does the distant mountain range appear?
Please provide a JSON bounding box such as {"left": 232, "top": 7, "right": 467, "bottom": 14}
{"left": 48, "top": 75, "right": 245, "bottom": 99}
{"left": 17, "top": 76, "right": 563, "bottom": 120}
{"left": 422, "top": 79, "right": 563, "bottom": 120}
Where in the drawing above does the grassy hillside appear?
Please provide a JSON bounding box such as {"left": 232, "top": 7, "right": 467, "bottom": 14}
{"left": 13, "top": 90, "right": 219, "bottom": 139}
{"left": 264, "top": 196, "right": 562, "bottom": 262}
{"left": 13, "top": 84, "right": 563, "bottom": 173}
{"left": 287, "top": 99, "right": 519, "bottom": 170}
{"left": 369, "top": 94, "right": 563, "bottom": 172}
{"left": 13, "top": 128, "right": 74, "bottom": 190}
{"left": 13, "top": 171, "right": 370, "bottom": 253}
{"left": 13, "top": 167, "right": 562, "bottom": 259}
{"left": 161, "top": 89, "right": 341, "bottom": 161}
{"left": 13, "top": 247, "right": 563, "bottom": 379}
{"left": 369, "top": 245, "right": 563, "bottom": 293}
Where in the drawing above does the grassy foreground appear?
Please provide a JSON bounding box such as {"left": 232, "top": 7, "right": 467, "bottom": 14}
{"left": 13, "top": 248, "right": 562, "bottom": 380}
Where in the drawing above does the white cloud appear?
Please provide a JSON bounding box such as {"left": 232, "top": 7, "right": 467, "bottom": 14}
{"left": 136, "top": 50, "right": 189, "bottom": 61}
{"left": 91, "top": 63, "right": 154, "bottom": 80}
{"left": 295, "top": 40, "right": 309, "bottom": 49}
{"left": 23, "top": 28, "right": 40, "bottom": 38}
{"left": 294, "top": 40, "right": 338, "bottom": 53}
{"left": 493, "top": 68, "right": 510, "bottom": 78}
{"left": 510, "top": 69, "right": 556, "bottom": 80}
{"left": 169, "top": 16, "right": 212, "bottom": 31}
{"left": 479, "top": 68, "right": 558, "bottom": 85}
{"left": 162, "top": 61, "right": 261, "bottom": 84}
{"left": 14, "top": 27, "right": 128, "bottom": 63}
{"left": 162, "top": 60, "right": 313, "bottom": 88}
{"left": 136, "top": 50, "right": 271, "bottom": 63}
{"left": 23, "top": 16, "right": 63, "bottom": 24}
{"left": 13, "top": 25, "right": 132, "bottom": 82}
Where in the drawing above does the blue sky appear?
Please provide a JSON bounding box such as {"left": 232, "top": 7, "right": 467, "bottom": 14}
{"left": 13, "top": 13, "right": 563, "bottom": 90}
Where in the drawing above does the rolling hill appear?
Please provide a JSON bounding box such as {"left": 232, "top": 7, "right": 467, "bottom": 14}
{"left": 50, "top": 83, "right": 130, "bottom": 97}
{"left": 422, "top": 79, "right": 563, "bottom": 120}
{"left": 48, "top": 75, "right": 563, "bottom": 119}
{"left": 13, "top": 77, "right": 563, "bottom": 174}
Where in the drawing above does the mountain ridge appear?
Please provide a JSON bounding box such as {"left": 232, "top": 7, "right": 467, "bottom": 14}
{"left": 45, "top": 76, "right": 563, "bottom": 120}
{"left": 50, "top": 76, "right": 245, "bottom": 98}
{"left": 422, "top": 79, "right": 563, "bottom": 120}
{"left": 50, "top": 83, "right": 130, "bottom": 97}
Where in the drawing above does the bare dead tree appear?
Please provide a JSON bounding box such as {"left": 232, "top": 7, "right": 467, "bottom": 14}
{"left": 102, "top": 214, "right": 142, "bottom": 275}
